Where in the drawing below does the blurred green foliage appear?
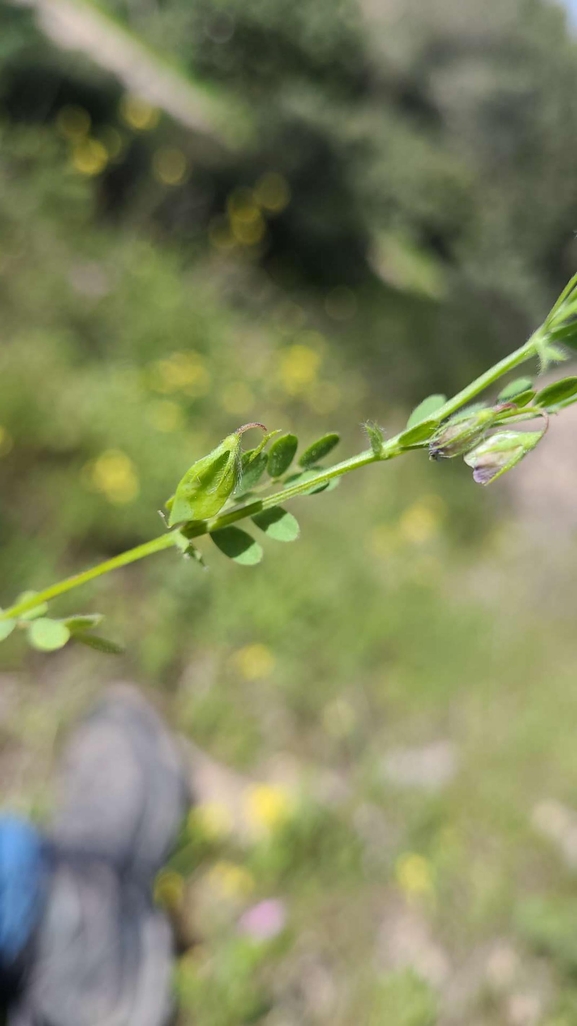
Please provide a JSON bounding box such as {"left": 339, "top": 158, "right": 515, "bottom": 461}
{"left": 4, "top": 1, "right": 577, "bottom": 1023}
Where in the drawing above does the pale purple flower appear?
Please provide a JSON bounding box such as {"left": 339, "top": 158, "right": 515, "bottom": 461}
{"left": 238, "top": 899, "right": 287, "bottom": 941}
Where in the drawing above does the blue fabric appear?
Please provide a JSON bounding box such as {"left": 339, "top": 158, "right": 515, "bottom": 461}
{"left": 0, "top": 816, "right": 45, "bottom": 965}
{"left": 2, "top": 689, "right": 190, "bottom": 1026}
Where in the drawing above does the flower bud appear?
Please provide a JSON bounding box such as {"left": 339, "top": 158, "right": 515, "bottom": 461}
{"left": 463, "top": 430, "right": 544, "bottom": 485}
{"left": 429, "top": 409, "right": 496, "bottom": 460}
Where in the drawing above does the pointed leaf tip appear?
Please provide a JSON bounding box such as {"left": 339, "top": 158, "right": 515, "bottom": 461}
{"left": 536, "top": 376, "right": 577, "bottom": 407}
{"left": 74, "top": 633, "right": 124, "bottom": 654}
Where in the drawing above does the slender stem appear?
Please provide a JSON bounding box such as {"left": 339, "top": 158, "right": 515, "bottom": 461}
{"left": 0, "top": 328, "right": 544, "bottom": 623}
{"left": 0, "top": 449, "right": 384, "bottom": 621}
{"left": 0, "top": 533, "right": 177, "bottom": 620}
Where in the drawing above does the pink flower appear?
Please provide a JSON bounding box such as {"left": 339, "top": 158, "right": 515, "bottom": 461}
{"left": 238, "top": 899, "right": 287, "bottom": 941}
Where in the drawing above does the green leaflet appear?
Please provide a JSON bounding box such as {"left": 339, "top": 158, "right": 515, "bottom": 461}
{"left": 536, "top": 376, "right": 577, "bottom": 407}
{"left": 27, "top": 618, "right": 71, "bottom": 651}
{"left": 237, "top": 451, "right": 268, "bottom": 493}
{"left": 210, "top": 526, "right": 263, "bottom": 565}
{"left": 508, "top": 390, "right": 535, "bottom": 407}
{"left": 267, "top": 434, "right": 298, "bottom": 478}
{"left": 299, "top": 433, "right": 340, "bottom": 468}
{"left": 406, "top": 395, "right": 447, "bottom": 429}
{"left": 15, "top": 591, "right": 48, "bottom": 620}
{"left": 74, "top": 633, "right": 125, "bottom": 654}
{"left": 498, "top": 377, "right": 533, "bottom": 401}
{"left": 63, "top": 614, "right": 104, "bottom": 633}
{"left": 0, "top": 619, "right": 16, "bottom": 642}
{"left": 397, "top": 419, "right": 439, "bottom": 448}
{"left": 252, "top": 507, "right": 300, "bottom": 542}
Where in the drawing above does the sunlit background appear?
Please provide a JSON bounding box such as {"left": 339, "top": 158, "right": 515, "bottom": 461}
{"left": 4, "top": 0, "right": 577, "bottom": 1022}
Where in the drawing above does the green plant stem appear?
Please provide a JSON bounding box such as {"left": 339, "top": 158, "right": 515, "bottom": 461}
{"left": 0, "top": 329, "right": 543, "bottom": 623}
{"left": 0, "top": 533, "right": 177, "bottom": 620}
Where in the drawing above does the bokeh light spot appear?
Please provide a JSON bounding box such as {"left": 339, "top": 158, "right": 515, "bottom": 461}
{"left": 278, "top": 344, "right": 322, "bottom": 395}
{"left": 399, "top": 495, "right": 446, "bottom": 545}
{"left": 149, "top": 352, "right": 210, "bottom": 397}
{"left": 119, "top": 94, "right": 160, "bottom": 131}
{"left": 395, "top": 852, "right": 435, "bottom": 899}
{"left": 254, "top": 172, "right": 291, "bottom": 212}
{"left": 207, "top": 861, "right": 255, "bottom": 900}
{"left": 153, "top": 147, "right": 188, "bottom": 186}
{"left": 190, "top": 802, "right": 233, "bottom": 841}
{"left": 56, "top": 105, "right": 90, "bottom": 139}
{"left": 246, "top": 784, "right": 293, "bottom": 832}
{"left": 232, "top": 643, "right": 275, "bottom": 680}
{"left": 84, "top": 450, "right": 139, "bottom": 504}
{"left": 209, "top": 216, "right": 236, "bottom": 252}
{"left": 71, "top": 139, "right": 108, "bottom": 176}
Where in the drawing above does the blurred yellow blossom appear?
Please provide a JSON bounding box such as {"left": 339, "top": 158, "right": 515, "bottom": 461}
{"left": 71, "top": 139, "right": 108, "bottom": 177}
{"left": 395, "top": 852, "right": 435, "bottom": 900}
{"left": 84, "top": 450, "right": 139, "bottom": 504}
{"left": 209, "top": 216, "right": 236, "bottom": 252}
{"left": 190, "top": 802, "right": 233, "bottom": 841}
{"left": 150, "top": 352, "right": 210, "bottom": 396}
{"left": 278, "top": 345, "right": 321, "bottom": 395}
{"left": 399, "top": 495, "right": 446, "bottom": 545}
{"left": 254, "top": 172, "right": 291, "bottom": 212}
{"left": 232, "top": 643, "right": 275, "bottom": 680}
{"left": 246, "top": 784, "right": 293, "bottom": 832}
{"left": 154, "top": 870, "right": 185, "bottom": 911}
{"left": 226, "top": 188, "right": 266, "bottom": 246}
{"left": 56, "top": 105, "right": 90, "bottom": 139}
{"left": 221, "top": 381, "right": 254, "bottom": 415}
{"left": 0, "top": 426, "right": 13, "bottom": 457}
{"left": 119, "top": 94, "right": 160, "bottom": 131}
{"left": 207, "top": 861, "right": 255, "bottom": 900}
{"left": 227, "top": 186, "right": 257, "bottom": 219}
{"left": 153, "top": 147, "right": 188, "bottom": 186}
{"left": 148, "top": 400, "right": 185, "bottom": 433}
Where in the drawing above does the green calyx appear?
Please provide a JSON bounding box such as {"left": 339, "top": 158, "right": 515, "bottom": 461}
{"left": 428, "top": 408, "right": 497, "bottom": 460}
{"left": 167, "top": 423, "right": 266, "bottom": 527}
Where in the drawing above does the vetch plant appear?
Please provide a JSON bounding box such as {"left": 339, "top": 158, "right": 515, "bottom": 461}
{"left": 4, "top": 273, "right": 577, "bottom": 654}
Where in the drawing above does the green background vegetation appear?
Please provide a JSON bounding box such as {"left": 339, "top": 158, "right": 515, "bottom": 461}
{"left": 3, "top": 0, "right": 577, "bottom": 1022}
